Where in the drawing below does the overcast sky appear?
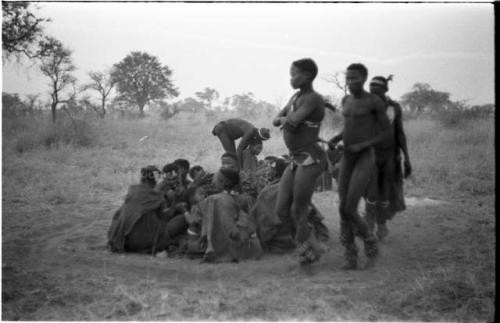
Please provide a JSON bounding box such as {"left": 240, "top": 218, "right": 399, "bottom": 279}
{"left": 2, "top": 2, "right": 495, "bottom": 106}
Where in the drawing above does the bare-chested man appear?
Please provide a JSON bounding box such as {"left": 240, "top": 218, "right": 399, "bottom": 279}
{"left": 328, "top": 63, "right": 391, "bottom": 270}
{"left": 365, "top": 75, "right": 412, "bottom": 241}
{"left": 273, "top": 58, "right": 327, "bottom": 270}
{"left": 212, "top": 118, "right": 270, "bottom": 169}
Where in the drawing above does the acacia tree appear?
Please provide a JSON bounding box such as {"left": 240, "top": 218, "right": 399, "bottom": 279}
{"left": 195, "top": 87, "right": 219, "bottom": 110}
{"left": 39, "top": 37, "right": 76, "bottom": 122}
{"left": 82, "top": 70, "right": 115, "bottom": 118}
{"left": 2, "top": 2, "right": 50, "bottom": 61}
{"left": 400, "top": 83, "right": 451, "bottom": 113}
{"left": 111, "top": 52, "right": 178, "bottom": 116}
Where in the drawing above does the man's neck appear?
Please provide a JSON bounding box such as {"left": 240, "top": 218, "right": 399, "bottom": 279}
{"left": 351, "top": 88, "right": 366, "bottom": 98}
{"left": 299, "top": 83, "right": 313, "bottom": 93}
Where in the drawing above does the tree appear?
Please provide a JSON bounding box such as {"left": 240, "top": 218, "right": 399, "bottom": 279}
{"left": 177, "top": 97, "right": 206, "bottom": 113}
{"left": 2, "top": 2, "right": 50, "bottom": 61}
{"left": 39, "top": 37, "right": 76, "bottom": 122}
{"left": 224, "top": 92, "right": 276, "bottom": 117}
{"left": 400, "top": 83, "right": 451, "bottom": 113}
{"left": 82, "top": 70, "right": 115, "bottom": 118}
{"left": 111, "top": 52, "right": 178, "bottom": 116}
{"left": 226, "top": 92, "right": 256, "bottom": 116}
{"left": 2, "top": 92, "right": 25, "bottom": 117}
{"left": 24, "top": 93, "right": 40, "bottom": 117}
{"left": 323, "top": 71, "right": 347, "bottom": 96}
{"left": 195, "top": 87, "right": 219, "bottom": 110}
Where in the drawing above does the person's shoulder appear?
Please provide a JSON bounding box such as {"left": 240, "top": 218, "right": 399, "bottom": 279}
{"left": 341, "top": 94, "right": 351, "bottom": 105}
{"left": 303, "top": 91, "right": 324, "bottom": 105}
{"left": 368, "top": 93, "right": 385, "bottom": 109}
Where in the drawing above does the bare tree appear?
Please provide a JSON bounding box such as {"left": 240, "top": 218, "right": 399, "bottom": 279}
{"left": 38, "top": 37, "right": 76, "bottom": 122}
{"left": 24, "top": 93, "right": 40, "bottom": 117}
{"left": 323, "top": 71, "right": 347, "bottom": 96}
{"left": 82, "top": 70, "right": 115, "bottom": 118}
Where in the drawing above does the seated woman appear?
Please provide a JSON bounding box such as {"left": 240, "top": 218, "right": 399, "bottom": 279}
{"left": 185, "top": 168, "right": 263, "bottom": 263}
{"left": 250, "top": 159, "right": 329, "bottom": 253}
{"left": 107, "top": 166, "right": 188, "bottom": 255}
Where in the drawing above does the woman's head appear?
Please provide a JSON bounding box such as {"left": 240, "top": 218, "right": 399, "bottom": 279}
{"left": 290, "top": 58, "right": 318, "bottom": 89}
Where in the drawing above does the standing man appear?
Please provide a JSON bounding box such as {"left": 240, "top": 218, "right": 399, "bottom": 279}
{"left": 365, "top": 75, "right": 412, "bottom": 241}
{"left": 328, "top": 63, "right": 391, "bottom": 270}
{"left": 212, "top": 118, "right": 270, "bottom": 169}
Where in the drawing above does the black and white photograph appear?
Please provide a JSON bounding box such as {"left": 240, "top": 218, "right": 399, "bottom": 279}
{"left": 1, "top": 1, "right": 495, "bottom": 321}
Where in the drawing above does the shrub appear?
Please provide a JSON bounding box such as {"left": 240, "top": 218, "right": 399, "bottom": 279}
{"left": 9, "top": 116, "right": 96, "bottom": 153}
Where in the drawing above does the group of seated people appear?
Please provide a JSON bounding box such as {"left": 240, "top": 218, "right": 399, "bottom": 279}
{"left": 107, "top": 151, "right": 333, "bottom": 263}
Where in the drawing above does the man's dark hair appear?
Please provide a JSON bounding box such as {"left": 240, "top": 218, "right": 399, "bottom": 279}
{"left": 174, "top": 158, "right": 190, "bottom": 170}
{"left": 221, "top": 152, "right": 238, "bottom": 162}
{"left": 292, "top": 58, "right": 318, "bottom": 81}
{"left": 347, "top": 63, "right": 368, "bottom": 79}
{"left": 272, "top": 159, "right": 288, "bottom": 179}
{"left": 162, "top": 163, "right": 178, "bottom": 174}
{"left": 189, "top": 165, "right": 203, "bottom": 179}
{"left": 219, "top": 167, "right": 240, "bottom": 189}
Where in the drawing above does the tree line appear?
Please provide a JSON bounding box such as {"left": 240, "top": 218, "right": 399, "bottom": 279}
{"left": 3, "top": 3, "right": 494, "bottom": 122}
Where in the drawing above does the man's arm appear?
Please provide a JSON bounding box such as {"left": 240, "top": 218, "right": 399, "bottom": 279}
{"left": 393, "top": 102, "right": 412, "bottom": 177}
{"left": 236, "top": 129, "right": 257, "bottom": 168}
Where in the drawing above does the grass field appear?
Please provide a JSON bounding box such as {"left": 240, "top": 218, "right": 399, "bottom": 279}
{"left": 2, "top": 110, "right": 495, "bottom": 321}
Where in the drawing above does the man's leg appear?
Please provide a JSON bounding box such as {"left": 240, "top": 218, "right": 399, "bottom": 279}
{"left": 337, "top": 154, "right": 358, "bottom": 269}
{"left": 364, "top": 165, "right": 379, "bottom": 234}
{"left": 213, "top": 123, "right": 237, "bottom": 153}
{"left": 343, "top": 148, "right": 378, "bottom": 262}
{"left": 376, "top": 152, "right": 395, "bottom": 241}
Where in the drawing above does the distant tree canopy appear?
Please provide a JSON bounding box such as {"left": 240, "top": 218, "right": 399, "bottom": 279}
{"left": 2, "top": 2, "right": 50, "bottom": 61}
{"left": 195, "top": 87, "right": 219, "bottom": 110}
{"left": 177, "top": 97, "right": 206, "bottom": 113}
{"left": 2, "top": 92, "right": 25, "bottom": 117}
{"left": 400, "top": 83, "right": 451, "bottom": 113}
{"left": 111, "top": 52, "right": 178, "bottom": 116}
{"left": 224, "top": 92, "right": 276, "bottom": 117}
{"left": 39, "top": 37, "right": 76, "bottom": 122}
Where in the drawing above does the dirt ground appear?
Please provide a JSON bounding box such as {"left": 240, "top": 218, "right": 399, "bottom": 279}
{"left": 2, "top": 187, "right": 494, "bottom": 321}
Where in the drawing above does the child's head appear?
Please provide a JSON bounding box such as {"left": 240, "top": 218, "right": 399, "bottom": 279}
{"left": 174, "top": 158, "right": 190, "bottom": 178}
{"left": 162, "top": 163, "right": 178, "bottom": 181}
{"left": 140, "top": 165, "right": 161, "bottom": 186}
{"left": 183, "top": 186, "right": 207, "bottom": 207}
{"left": 219, "top": 167, "right": 240, "bottom": 191}
{"left": 267, "top": 158, "right": 288, "bottom": 181}
{"left": 189, "top": 165, "right": 204, "bottom": 180}
{"left": 290, "top": 58, "right": 318, "bottom": 89}
{"left": 249, "top": 142, "right": 263, "bottom": 156}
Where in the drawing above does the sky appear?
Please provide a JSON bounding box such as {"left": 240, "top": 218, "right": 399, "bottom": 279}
{"left": 1, "top": 2, "right": 495, "bottom": 107}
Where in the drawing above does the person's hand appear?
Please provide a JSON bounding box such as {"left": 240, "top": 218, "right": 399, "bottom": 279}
{"left": 404, "top": 160, "right": 412, "bottom": 178}
{"left": 344, "top": 142, "right": 365, "bottom": 154}
{"left": 328, "top": 134, "right": 342, "bottom": 150}
{"left": 272, "top": 117, "right": 286, "bottom": 127}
